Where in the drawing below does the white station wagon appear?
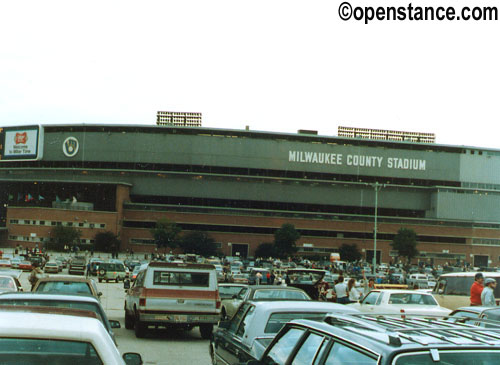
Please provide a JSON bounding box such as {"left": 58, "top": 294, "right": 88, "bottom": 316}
{"left": 348, "top": 289, "right": 452, "bottom": 317}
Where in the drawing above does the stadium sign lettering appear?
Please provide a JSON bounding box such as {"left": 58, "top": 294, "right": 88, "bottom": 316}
{"left": 288, "top": 151, "right": 426, "bottom": 171}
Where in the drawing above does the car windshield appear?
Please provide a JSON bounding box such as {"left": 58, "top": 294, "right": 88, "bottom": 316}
{"left": 35, "top": 282, "right": 92, "bottom": 295}
{"left": 0, "top": 338, "right": 102, "bottom": 365}
{"left": 0, "top": 277, "right": 15, "bottom": 290}
{"left": 253, "top": 289, "right": 309, "bottom": 300}
{"left": 388, "top": 293, "right": 437, "bottom": 305}
{"left": 394, "top": 351, "right": 500, "bottom": 364}
{"left": 219, "top": 286, "right": 245, "bottom": 298}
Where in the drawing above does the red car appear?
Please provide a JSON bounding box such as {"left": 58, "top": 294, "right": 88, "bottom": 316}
{"left": 18, "top": 261, "right": 33, "bottom": 272}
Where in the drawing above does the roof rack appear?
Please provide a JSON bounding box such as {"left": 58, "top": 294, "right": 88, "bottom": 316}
{"left": 323, "top": 313, "right": 500, "bottom": 347}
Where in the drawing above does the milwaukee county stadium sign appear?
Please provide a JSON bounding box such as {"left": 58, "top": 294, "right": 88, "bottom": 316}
{"left": 288, "top": 151, "right": 426, "bottom": 171}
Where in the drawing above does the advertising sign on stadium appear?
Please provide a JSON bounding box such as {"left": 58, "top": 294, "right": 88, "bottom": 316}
{"left": 0, "top": 125, "right": 43, "bottom": 161}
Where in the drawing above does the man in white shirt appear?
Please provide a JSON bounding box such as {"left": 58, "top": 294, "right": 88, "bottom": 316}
{"left": 334, "top": 276, "right": 349, "bottom": 304}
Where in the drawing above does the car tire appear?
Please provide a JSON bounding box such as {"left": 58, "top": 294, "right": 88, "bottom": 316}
{"left": 125, "top": 311, "right": 134, "bottom": 330}
{"left": 116, "top": 278, "right": 119, "bottom": 283}
{"left": 134, "top": 313, "right": 146, "bottom": 338}
{"left": 200, "top": 324, "right": 213, "bottom": 340}
{"left": 98, "top": 278, "right": 102, "bottom": 283}
{"left": 99, "top": 269, "right": 106, "bottom": 276}
{"left": 221, "top": 308, "right": 227, "bottom": 321}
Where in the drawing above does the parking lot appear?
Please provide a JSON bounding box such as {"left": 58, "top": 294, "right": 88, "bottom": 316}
{"left": 17, "top": 264, "right": 212, "bottom": 365}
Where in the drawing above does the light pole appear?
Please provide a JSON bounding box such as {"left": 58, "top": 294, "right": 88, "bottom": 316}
{"left": 372, "top": 182, "right": 385, "bottom": 274}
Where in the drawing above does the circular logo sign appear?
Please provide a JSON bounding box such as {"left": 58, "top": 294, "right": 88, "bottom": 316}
{"left": 63, "top": 137, "right": 79, "bottom": 157}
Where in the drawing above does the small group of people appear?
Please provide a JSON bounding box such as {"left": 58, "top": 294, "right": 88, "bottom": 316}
{"left": 317, "top": 271, "right": 376, "bottom": 304}
{"left": 470, "top": 272, "right": 497, "bottom": 307}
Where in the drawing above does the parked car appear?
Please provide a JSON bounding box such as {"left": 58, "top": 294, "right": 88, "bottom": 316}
{"left": 32, "top": 275, "right": 102, "bottom": 300}
{"left": 232, "top": 273, "right": 250, "bottom": 284}
{"left": 0, "top": 273, "right": 23, "bottom": 293}
{"left": 219, "top": 283, "right": 249, "bottom": 300}
{"left": 9, "top": 257, "right": 22, "bottom": 269}
{"left": 44, "top": 261, "right": 60, "bottom": 274}
{"left": 348, "top": 289, "right": 452, "bottom": 316}
{"left": 55, "top": 256, "right": 68, "bottom": 268}
{"left": 448, "top": 306, "right": 500, "bottom": 327}
{"left": 98, "top": 262, "right": 126, "bottom": 282}
{"left": 407, "top": 273, "right": 431, "bottom": 289}
{"left": 124, "top": 262, "right": 221, "bottom": 339}
{"left": 68, "top": 256, "right": 86, "bottom": 275}
{"left": 251, "top": 313, "right": 500, "bottom": 365}
{"left": 0, "top": 259, "right": 11, "bottom": 269}
{"left": 433, "top": 272, "right": 500, "bottom": 310}
{"left": 286, "top": 268, "right": 326, "bottom": 300}
{"left": 18, "top": 260, "right": 33, "bottom": 272}
{"left": 210, "top": 300, "right": 359, "bottom": 365}
{"left": 221, "top": 285, "right": 310, "bottom": 320}
{"left": 0, "top": 292, "right": 121, "bottom": 343}
{"left": 0, "top": 306, "right": 142, "bottom": 364}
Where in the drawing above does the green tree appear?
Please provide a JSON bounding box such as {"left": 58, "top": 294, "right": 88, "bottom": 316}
{"left": 179, "top": 231, "right": 218, "bottom": 257}
{"left": 94, "top": 231, "right": 121, "bottom": 253}
{"left": 274, "top": 223, "right": 300, "bottom": 258}
{"left": 150, "top": 219, "right": 181, "bottom": 253}
{"left": 48, "top": 225, "right": 82, "bottom": 251}
{"left": 338, "top": 243, "right": 362, "bottom": 262}
{"left": 390, "top": 227, "right": 419, "bottom": 265}
{"left": 255, "top": 242, "right": 276, "bottom": 259}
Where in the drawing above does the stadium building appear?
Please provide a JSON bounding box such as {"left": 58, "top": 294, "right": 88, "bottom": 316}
{"left": 1, "top": 124, "right": 500, "bottom": 266}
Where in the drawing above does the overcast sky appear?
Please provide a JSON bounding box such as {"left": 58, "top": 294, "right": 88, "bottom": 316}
{"left": 0, "top": 0, "right": 498, "bottom": 148}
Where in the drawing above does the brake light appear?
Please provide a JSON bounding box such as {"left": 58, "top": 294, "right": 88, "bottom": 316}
{"left": 139, "top": 298, "right": 146, "bottom": 307}
{"left": 400, "top": 309, "right": 406, "bottom": 319}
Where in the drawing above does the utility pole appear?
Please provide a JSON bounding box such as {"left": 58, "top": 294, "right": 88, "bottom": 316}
{"left": 372, "top": 182, "right": 385, "bottom": 274}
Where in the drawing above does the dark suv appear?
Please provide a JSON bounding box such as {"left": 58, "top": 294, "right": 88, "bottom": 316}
{"left": 250, "top": 314, "right": 500, "bottom": 365}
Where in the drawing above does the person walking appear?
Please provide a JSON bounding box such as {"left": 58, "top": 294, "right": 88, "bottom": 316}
{"left": 470, "top": 273, "right": 484, "bottom": 306}
{"left": 481, "top": 278, "right": 497, "bottom": 307}
{"left": 255, "top": 271, "right": 263, "bottom": 285}
{"left": 362, "top": 270, "right": 375, "bottom": 296}
{"left": 29, "top": 262, "right": 43, "bottom": 291}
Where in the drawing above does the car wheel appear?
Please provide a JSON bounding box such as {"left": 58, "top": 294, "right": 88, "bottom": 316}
{"left": 125, "top": 311, "right": 134, "bottom": 330}
{"left": 98, "top": 278, "right": 102, "bottom": 283}
{"left": 199, "top": 324, "right": 213, "bottom": 340}
{"left": 134, "top": 313, "right": 146, "bottom": 338}
{"left": 116, "top": 278, "right": 119, "bottom": 283}
{"left": 221, "top": 308, "right": 227, "bottom": 321}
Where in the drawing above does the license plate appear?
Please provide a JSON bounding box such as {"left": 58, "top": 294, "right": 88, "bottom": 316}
{"left": 174, "top": 315, "right": 187, "bottom": 322}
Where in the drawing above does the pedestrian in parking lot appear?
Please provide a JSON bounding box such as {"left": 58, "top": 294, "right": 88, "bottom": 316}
{"left": 470, "top": 272, "right": 484, "bottom": 306}
{"left": 334, "top": 276, "right": 349, "bottom": 304}
{"left": 269, "top": 271, "right": 275, "bottom": 285}
{"left": 481, "top": 278, "right": 497, "bottom": 307}
{"left": 348, "top": 278, "right": 362, "bottom": 303}
{"left": 256, "top": 271, "right": 263, "bottom": 285}
{"left": 29, "top": 262, "right": 43, "bottom": 291}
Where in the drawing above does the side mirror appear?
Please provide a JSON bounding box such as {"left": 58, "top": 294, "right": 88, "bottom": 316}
{"left": 123, "top": 353, "right": 143, "bottom": 365}
{"left": 109, "top": 320, "right": 121, "bottom": 329}
{"left": 124, "top": 279, "right": 131, "bottom": 289}
{"left": 98, "top": 292, "right": 103, "bottom": 297}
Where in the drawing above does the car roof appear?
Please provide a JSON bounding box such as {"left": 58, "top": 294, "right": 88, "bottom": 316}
{"left": 370, "top": 289, "right": 433, "bottom": 295}
{"left": 0, "top": 311, "right": 117, "bottom": 357}
{"left": 219, "top": 283, "right": 248, "bottom": 288}
{"left": 36, "top": 275, "right": 95, "bottom": 283}
{"left": 289, "top": 314, "right": 500, "bottom": 355}
{"left": 249, "top": 300, "right": 360, "bottom": 312}
{"left": 439, "top": 272, "right": 500, "bottom": 277}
